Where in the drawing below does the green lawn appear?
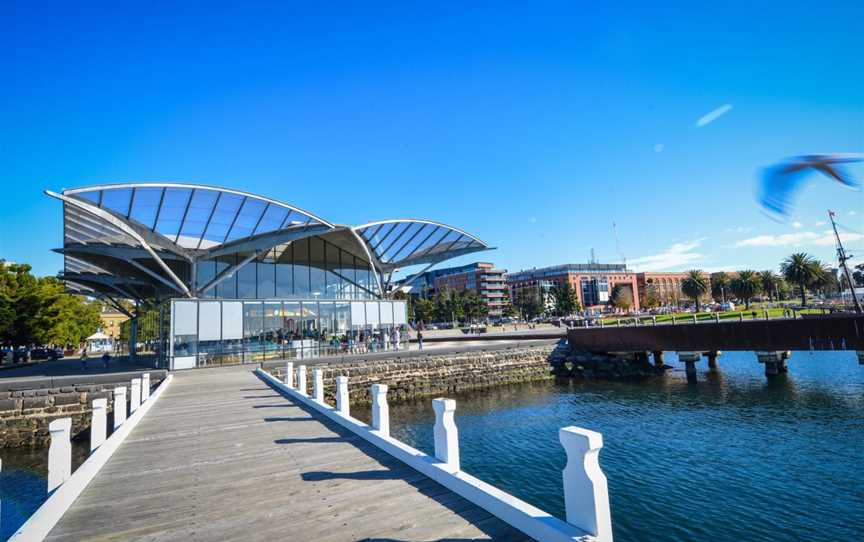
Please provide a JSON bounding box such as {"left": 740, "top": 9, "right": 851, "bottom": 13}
{"left": 599, "top": 307, "right": 825, "bottom": 326}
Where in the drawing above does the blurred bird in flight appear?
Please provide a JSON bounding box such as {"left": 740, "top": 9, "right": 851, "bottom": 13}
{"left": 759, "top": 154, "right": 862, "bottom": 219}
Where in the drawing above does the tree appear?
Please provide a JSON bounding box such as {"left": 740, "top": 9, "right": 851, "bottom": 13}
{"left": 711, "top": 272, "right": 731, "bottom": 303}
{"left": 681, "top": 270, "right": 709, "bottom": 311}
{"left": 731, "top": 270, "right": 761, "bottom": 309}
{"left": 853, "top": 263, "right": 864, "bottom": 288}
{"left": 413, "top": 298, "right": 434, "bottom": 325}
{"left": 609, "top": 284, "right": 633, "bottom": 311}
{"left": 460, "top": 290, "right": 489, "bottom": 322}
{"left": 0, "top": 263, "right": 102, "bottom": 347}
{"left": 550, "top": 282, "right": 580, "bottom": 316}
{"left": 810, "top": 264, "right": 839, "bottom": 296}
{"left": 758, "top": 270, "right": 781, "bottom": 302}
{"left": 642, "top": 285, "right": 661, "bottom": 309}
{"left": 780, "top": 253, "right": 823, "bottom": 307}
{"left": 513, "top": 289, "right": 542, "bottom": 320}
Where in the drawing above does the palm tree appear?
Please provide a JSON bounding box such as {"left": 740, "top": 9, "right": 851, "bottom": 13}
{"left": 731, "top": 270, "right": 761, "bottom": 309}
{"left": 681, "top": 270, "right": 709, "bottom": 312}
{"left": 780, "top": 253, "right": 823, "bottom": 307}
{"left": 758, "top": 270, "right": 780, "bottom": 302}
{"left": 711, "top": 271, "right": 731, "bottom": 302}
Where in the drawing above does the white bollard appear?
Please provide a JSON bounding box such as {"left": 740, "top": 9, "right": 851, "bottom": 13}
{"left": 130, "top": 378, "right": 142, "bottom": 413}
{"left": 113, "top": 386, "right": 127, "bottom": 429}
{"left": 285, "top": 361, "right": 294, "bottom": 388}
{"left": 559, "top": 426, "right": 612, "bottom": 541}
{"left": 432, "top": 398, "right": 460, "bottom": 472}
{"left": 297, "top": 365, "right": 307, "bottom": 395}
{"left": 141, "top": 373, "right": 151, "bottom": 401}
{"left": 90, "top": 398, "right": 107, "bottom": 452}
{"left": 371, "top": 384, "right": 390, "bottom": 437}
{"left": 313, "top": 369, "right": 324, "bottom": 403}
{"left": 47, "top": 417, "right": 72, "bottom": 493}
{"left": 336, "top": 376, "right": 349, "bottom": 416}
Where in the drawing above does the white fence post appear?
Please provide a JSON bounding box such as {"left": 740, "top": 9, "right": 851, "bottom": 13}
{"left": 130, "top": 379, "right": 142, "bottom": 413}
{"left": 313, "top": 369, "right": 324, "bottom": 403}
{"left": 336, "top": 376, "right": 349, "bottom": 416}
{"left": 90, "top": 398, "right": 107, "bottom": 452}
{"left": 141, "top": 373, "right": 151, "bottom": 402}
{"left": 432, "top": 398, "right": 460, "bottom": 472}
{"left": 371, "top": 384, "right": 389, "bottom": 437}
{"left": 47, "top": 418, "right": 72, "bottom": 493}
{"left": 285, "top": 361, "right": 294, "bottom": 388}
{"left": 113, "top": 386, "right": 127, "bottom": 429}
{"left": 559, "top": 426, "right": 612, "bottom": 541}
{"left": 297, "top": 365, "right": 307, "bottom": 395}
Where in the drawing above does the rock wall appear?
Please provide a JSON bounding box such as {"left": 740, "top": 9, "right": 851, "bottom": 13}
{"left": 266, "top": 344, "right": 561, "bottom": 405}
{"left": 0, "top": 375, "right": 163, "bottom": 448}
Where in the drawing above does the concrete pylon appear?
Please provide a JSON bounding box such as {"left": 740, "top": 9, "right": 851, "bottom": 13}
{"left": 677, "top": 351, "right": 701, "bottom": 382}
{"left": 857, "top": 351, "right": 864, "bottom": 365}
{"left": 756, "top": 351, "right": 788, "bottom": 377}
{"left": 652, "top": 351, "right": 665, "bottom": 367}
{"left": 707, "top": 350, "right": 722, "bottom": 370}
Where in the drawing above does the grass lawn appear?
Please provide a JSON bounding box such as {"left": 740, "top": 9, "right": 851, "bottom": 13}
{"left": 599, "top": 307, "right": 825, "bottom": 325}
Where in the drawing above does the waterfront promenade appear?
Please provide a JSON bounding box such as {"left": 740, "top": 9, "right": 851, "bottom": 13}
{"left": 43, "top": 366, "right": 531, "bottom": 541}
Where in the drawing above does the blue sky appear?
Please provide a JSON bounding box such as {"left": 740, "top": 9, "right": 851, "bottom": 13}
{"left": 2, "top": 1, "right": 863, "bottom": 278}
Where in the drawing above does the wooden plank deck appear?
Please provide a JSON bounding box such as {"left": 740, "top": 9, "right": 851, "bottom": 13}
{"left": 46, "top": 366, "right": 532, "bottom": 542}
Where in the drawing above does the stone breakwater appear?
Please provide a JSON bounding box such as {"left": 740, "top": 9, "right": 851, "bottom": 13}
{"left": 553, "top": 350, "right": 668, "bottom": 381}
{"left": 0, "top": 373, "right": 164, "bottom": 448}
{"left": 266, "top": 345, "right": 561, "bottom": 405}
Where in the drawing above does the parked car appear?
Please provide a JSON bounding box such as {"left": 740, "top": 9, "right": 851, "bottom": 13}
{"left": 30, "top": 347, "right": 63, "bottom": 360}
{"left": 12, "top": 347, "right": 31, "bottom": 363}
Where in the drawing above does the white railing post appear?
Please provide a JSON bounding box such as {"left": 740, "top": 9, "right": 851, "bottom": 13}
{"left": 141, "top": 373, "right": 151, "bottom": 402}
{"left": 113, "top": 386, "right": 127, "bottom": 429}
{"left": 285, "top": 361, "right": 294, "bottom": 388}
{"left": 336, "top": 376, "right": 349, "bottom": 416}
{"left": 432, "top": 398, "right": 460, "bottom": 472}
{"left": 559, "top": 426, "right": 612, "bottom": 541}
{"left": 130, "top": 378, "right": 142, "bottom": 413}
{"left": 90, "top": 398, "right": 107, "bottom": 452}
{"left": 297, "top": 365, "right": 307, "bottom": 395}
{"left": 371, "top": 384, "right": 390, "bottom": 437}
{"left": 313, "top": 369, "right": 324, "bottom": 403}
{"left": 47, "top": 418, "right": 72, "bottom": 493}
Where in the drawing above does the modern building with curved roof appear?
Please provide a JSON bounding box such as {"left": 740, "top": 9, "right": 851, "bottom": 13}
{"left": 47, "top": 182, "right": 492, "bottom": 368}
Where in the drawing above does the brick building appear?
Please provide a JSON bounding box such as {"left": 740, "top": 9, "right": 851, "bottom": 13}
{"left": 410, "top": 262, "right": 509, "bottom": 317}
{"left": 506, "top": 263, "right": 640, "bottom": 313}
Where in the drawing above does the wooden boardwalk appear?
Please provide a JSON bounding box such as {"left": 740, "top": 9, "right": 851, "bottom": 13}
{"left": 46, "top": 366, "right": 532, "bottom": 542}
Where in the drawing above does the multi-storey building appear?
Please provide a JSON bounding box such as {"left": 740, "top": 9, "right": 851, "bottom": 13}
{"left": 635, "top": 272, "right": 689, "bottom": 308}
{"left": 409, "top": 262, "right": 509, "bottom": 317}
{"left": 506, "top": 263, "right": 640, "bottom": 313}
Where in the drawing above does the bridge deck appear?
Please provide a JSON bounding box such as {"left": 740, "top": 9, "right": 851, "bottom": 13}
{"left": 46, "top": 367, "right": 530, "bottom": 542}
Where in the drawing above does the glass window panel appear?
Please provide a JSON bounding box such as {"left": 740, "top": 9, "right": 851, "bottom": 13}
{"left": 293, "top": 237, "right": 311, "bottom": 296}
{"left": 155, "top": 188, "right": 193, "bottom": 238}
{"left": 377, "top": 222, "right": 412, "bottom": 260}
{"left": 298, "top": 301, "right": 319, "bottom": 356}
{"left": 196, "top": 259, "right": 216, "bottom": 299}
{"left": 225, "top": 198, "right": 267, "bottom": 242}
{"left": 393, "top": 301, "right": 408, "bottom": 325}
{"left": 129, "top": 187, "right": 163, "bottom": 228}
{"left": 237, "top": 259, "right": 257, "bottom": 298}
{"left": 380, "top": 302, "right": 394, "bottom": 324}
{"left": 215, "top": 254, "right": 237, "bottom": 299}
{"left": 350, "top": 302, "right": 365, "bottom": 326}
{"left": 318, "top": 302, "right": 335, "bottom": 354}
{"left": 256, "top": 205, "right": 290, "bottom": 235}
{"left": 356, "top": 258, "right": 372, "bottom": 300}
{"left": 76, "top": 190, "right": 100, "bottom": 204}
{"left": 199, "top": 301, "right": 221, "bottom": 341}
{"left": 275, "top": 243, "right": 294, "bottom": 297}
{"left": 325, "top": 242, "right": 342, "bottom": 299}
{"left": 382, "top": 222, "right": 422, "bottom": 262}
{"left": 100, "top": 188, "right": 133, "bottom": 216}
{"left": 257, "top": 250, "right": 275, "bottom": 299}
{"left": 200, "top": 193, "right": 244, "bottom": 246}
{"left": 263, "top": 302, "right": 282, "bottom": 360}
{"left": 409, "top": 226, "right": 449, "bottom": 259}
{"left": 177, "top": 189, "right": 219, "bottom": 247}
{"left": 243, "top": 301, "right": 263, "bottom": 363}
{"left": 173, "top": 301, "right": 198, "bottom": 335}
{"left": 309, "top": 237, "right": 326, "bottom": 298}
{"left": 281, "top": 302, "right": 301, "bottom": 357}
{"left": 222, "top": 301, "right": 243, "bottom": 340}
{"left": 365, "top": 301, "right": 380, "bottom": 327}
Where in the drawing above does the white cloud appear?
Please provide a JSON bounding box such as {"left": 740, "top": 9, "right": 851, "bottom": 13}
{"left": 653, "top": 143, "right": 665, "bottom": 153}
{"left": 629, "top": 239, "right": 705, "bottom": 271}
{"left": 734, "top": 230, "right": 863, "bottom": 248}
{"left": 724, "top": 226, "right": 753, "bottom": 233}
{"left": 849, "top": 210, "right": 858, "bottom": 216}
{"left": 814, "top": 221, "right": 826, "bottom": 226}
{"left": 696, "top": 104, "right": 733, "bottom": 127}
{"left": 792, "top": 221, "right": 803, "bottom": 229}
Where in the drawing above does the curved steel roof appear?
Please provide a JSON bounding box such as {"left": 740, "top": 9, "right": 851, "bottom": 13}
{"left": 47, "top": 182, "right": 492, "bottom": 304}
{"left": 352, "top": 219, "right": 490, "bottom": 272}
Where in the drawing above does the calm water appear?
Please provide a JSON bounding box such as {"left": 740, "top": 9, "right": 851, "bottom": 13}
{"left": 357, "top": 351, "right": 864, "bottom": 542}
{"left": 3, "top": 352, "right": 862, "bottom": 541}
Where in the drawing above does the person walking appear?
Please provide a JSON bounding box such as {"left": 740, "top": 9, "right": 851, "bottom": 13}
{"left": 79, "top": 343, "right": 88, "bottom": 371}
{"left": 417, "top": 330, "right": 423, "bottom": 351}
{"left": 102, "top": 350, "right": 111, "bottom": 370}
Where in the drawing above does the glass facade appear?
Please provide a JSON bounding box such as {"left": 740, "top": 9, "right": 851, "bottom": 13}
{"left": 171, "top": 299, "right": 409, "bottom": 368}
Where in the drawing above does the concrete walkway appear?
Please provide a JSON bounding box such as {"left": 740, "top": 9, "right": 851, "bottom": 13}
{"left": 46, "top": 366, "right": 531, "bottom": 541}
